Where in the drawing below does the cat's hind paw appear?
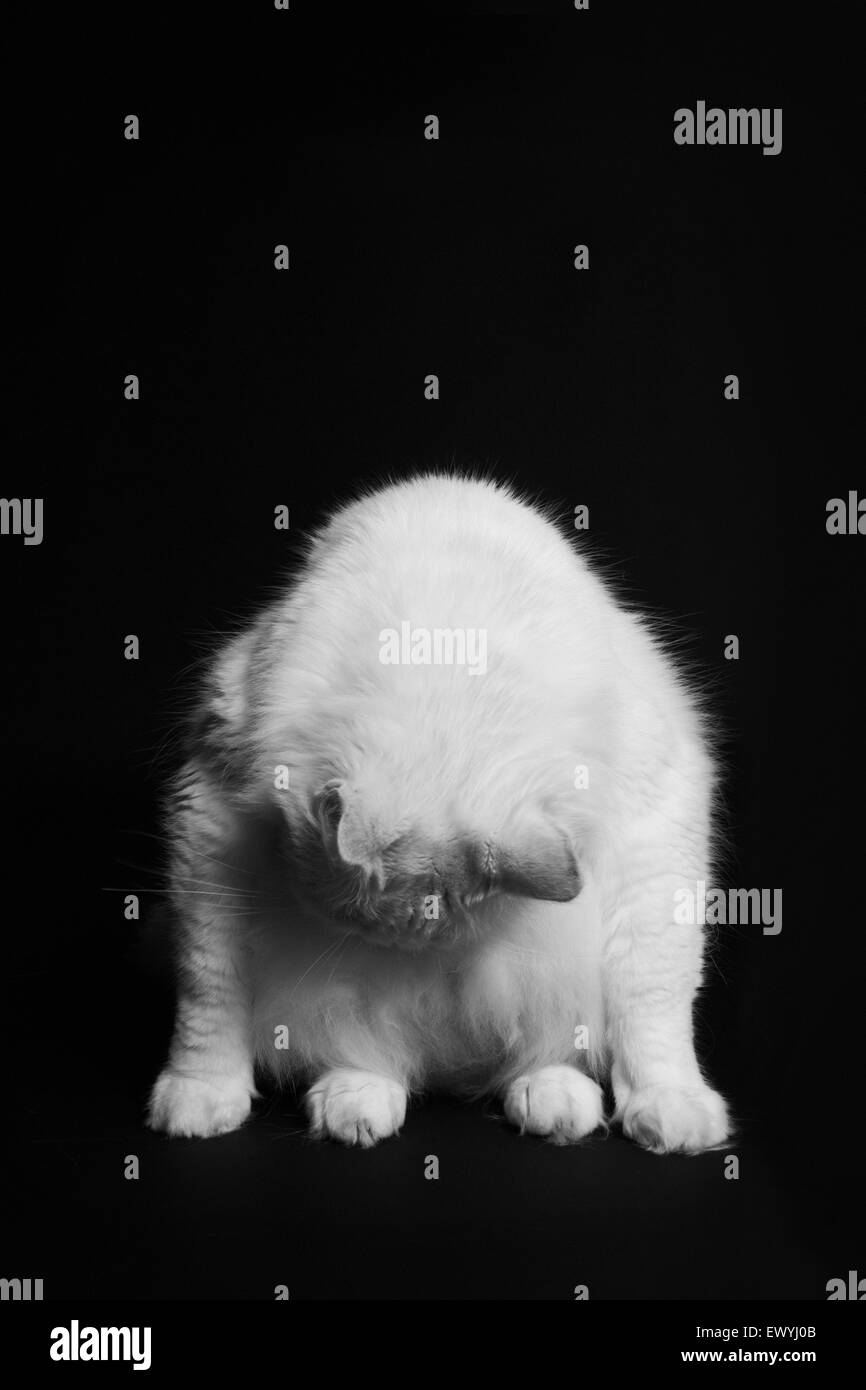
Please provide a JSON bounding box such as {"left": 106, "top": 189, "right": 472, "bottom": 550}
{"left": 306, "top": 1069, "right": 407, "bottom": 1148}
{"left": 620, "top": 1083, "right": 730, "bottom": 1154}
{"left": 504, "top": 1065, "right": 605, "bottom": 1144}
{"left": 148, "top": 1069, "right": 253, "bottom": 1138}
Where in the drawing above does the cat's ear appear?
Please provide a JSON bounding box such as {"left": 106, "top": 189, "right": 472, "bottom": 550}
{"left": 494, "top": 813, "right": 582, "bottom": 903}
{"left": 315, "top": 780, "right": 387, "bottom": 883}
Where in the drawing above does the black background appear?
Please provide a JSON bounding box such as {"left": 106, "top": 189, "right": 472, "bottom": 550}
{"left": 3, "top": 14, "right": 863, "bottom": 1301}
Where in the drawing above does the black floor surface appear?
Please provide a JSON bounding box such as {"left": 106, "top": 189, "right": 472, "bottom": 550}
{"left": 2, "top": 990, "right": 851, "bottom": 1302}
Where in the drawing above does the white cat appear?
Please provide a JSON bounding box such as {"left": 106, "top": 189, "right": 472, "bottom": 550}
{"left": 148, "top": 473, "right": 730, "bottom": 1153}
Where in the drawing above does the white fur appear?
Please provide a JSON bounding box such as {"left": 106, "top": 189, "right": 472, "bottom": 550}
{"left": 148, "top": 1070, "right": 254, "bottom": 1139}
{"left": 504, "top": 1066, "right": 605, "bottom": 1144}
{"left": 306, "top": 1069, "right": 408, "bottom": 1148}
{"left": 148, "top": 473, "right": 730, "bottom": 1154}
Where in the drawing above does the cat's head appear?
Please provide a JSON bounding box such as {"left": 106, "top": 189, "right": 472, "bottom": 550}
{"left": 289, "top": 777, "right": 582, "bottom": 949}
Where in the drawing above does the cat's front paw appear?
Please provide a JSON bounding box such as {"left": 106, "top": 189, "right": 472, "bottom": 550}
{"left": 621, "top": 1083, "right": 729, "bottom": 1154}
{"left": 148, "top": 1069, "right": 253, "bottom": 1138}
{"left": 504, "top": 1065, "right": 605, "bottom": 1144}
{"left": 306, "top": 1068, "right": 407, "bottom": 1148}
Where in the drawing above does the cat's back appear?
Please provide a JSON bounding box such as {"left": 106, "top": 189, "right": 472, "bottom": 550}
{"left": 251, "top": 473, "right": 654, "bottom": 748}
{"left": 284, "top": 473, "right": 609, "bottom": 662}
{"left": 202, "top": 472, "right": 705, "bottom": 822}
{"left": 311, "top": 473, "right": 583, "bottom": 593}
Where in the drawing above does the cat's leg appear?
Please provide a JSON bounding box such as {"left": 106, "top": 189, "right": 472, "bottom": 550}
{"left": 299, "top": 1003, "right": 413, "bottom": 1146}
{"left": 603, "top": 842, "right": 730, "bottom": 1155}
{"left": 295, "top": 948, "right": 419, "bottom": 1146}
{"left": 148, "top": 762, "right": 257, "bottom": 1138}
{"left": 305, "top": 1068, "right": 408, "bottom": 1148}
{"left": 503, "top": 1065, "right": 605, "bottom": 1144}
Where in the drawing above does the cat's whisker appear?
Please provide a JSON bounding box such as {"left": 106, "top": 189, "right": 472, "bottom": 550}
{"left": 495, "top": 940, "right": 594, "bottom": 961}
{"left": 172, "top": 878, "right": 264, "bottom": 897}
{"left": 101, "top": 887, "right": 262, "bottom": 903}
{"left": 119, "top": 827, "right": 255, "bottom": 876}
{"left": 286, "top": 935, "right": 352, "bottom": 1001}
{"left": 322, "top": 931, "right": 352, "bottom": 989}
